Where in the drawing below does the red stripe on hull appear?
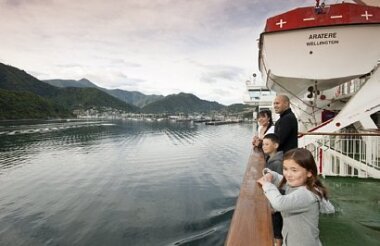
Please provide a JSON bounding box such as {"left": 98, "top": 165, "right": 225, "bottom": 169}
{"left": 265, "top": 3, "right": 380, "bottom": 32}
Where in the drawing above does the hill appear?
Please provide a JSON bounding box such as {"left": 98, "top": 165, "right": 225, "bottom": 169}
{"left": 0, "top": 62, "right": 251, "bottom": 119}
{"left": 43, "top": 78, "right": 163, "bottom": 107}
{"left": 222, "top": 103, "right": 255, "bottom": 119}
{"left": 142, "top": 92, "right": 225, "bottom": 114}
{"left": 42, "top": 78, "right": 97, "bottom": 88}
{"left": 0, "top": 62, "right": 139, "bottom": 119}
{"left": 0, "top": 89, "right": 71, "bottom": 120}
{"left": 0, "top": 63, "right": 59, "bottom": 97}
{"left": 223, "top": 103, "right": 253, "bottom": 113}
{"left": 106, "top": 89, "right": 163, "bottom": 108}
{"left": 54, "top": 87, "right": 139, "bottom": 112}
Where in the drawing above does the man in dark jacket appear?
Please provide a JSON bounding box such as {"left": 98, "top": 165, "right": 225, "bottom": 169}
{"left": 273, "top": 95, "right": 298, "bottom": 153}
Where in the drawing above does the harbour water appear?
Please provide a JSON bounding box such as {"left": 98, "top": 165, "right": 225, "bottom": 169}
{"left": 0, "top": 120, "right": 379, "bottom": 245}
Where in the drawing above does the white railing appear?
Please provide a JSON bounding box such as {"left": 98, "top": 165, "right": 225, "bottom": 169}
{"left": 299, "top": 132, "right": 380, "bottom": 179}
{"left": 334, "top": 77, "right": 366, "bottom": 98}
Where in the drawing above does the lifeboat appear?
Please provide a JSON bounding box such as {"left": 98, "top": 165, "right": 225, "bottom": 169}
{"left": 258, "top": 2, "right": 380, "bottom": 96}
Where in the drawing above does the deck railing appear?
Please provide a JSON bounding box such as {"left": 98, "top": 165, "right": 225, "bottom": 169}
{"left": 225, "top": 147, "right": 273, "bottom": 246}
{"left": 299, "top": 132, "right": 380, "bottom": 178}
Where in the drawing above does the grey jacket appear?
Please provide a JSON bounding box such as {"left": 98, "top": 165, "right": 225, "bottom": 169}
{"left": 265, "top": 151, "right": 283, "bottom": 174}
{"left": 262, "top": 171, "right": 329, "bottom": 246}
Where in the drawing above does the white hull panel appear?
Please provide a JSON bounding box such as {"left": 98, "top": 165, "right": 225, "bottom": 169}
{"left": 260, "top": 24, "right": 380, "bottom": 96}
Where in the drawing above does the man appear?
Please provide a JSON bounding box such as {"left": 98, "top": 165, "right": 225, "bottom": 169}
{"left": 273, "top": 95, "right": 298, "bottom": 153}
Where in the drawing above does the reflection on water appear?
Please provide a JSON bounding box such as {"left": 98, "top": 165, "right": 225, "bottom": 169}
{"left": 0, "top": 120, "right": 252, "bottom": 245}
{"left": 0, "top": 120, "right": 379, "bottom": 245}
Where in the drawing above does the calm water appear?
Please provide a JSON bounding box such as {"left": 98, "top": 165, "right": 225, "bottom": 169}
{"left": 0, "top": 120, "right": 379, "bottom": 246}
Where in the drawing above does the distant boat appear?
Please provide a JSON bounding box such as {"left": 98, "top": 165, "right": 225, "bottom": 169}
{"left": 205, "top": 119, "right": 242, "bottom": 126}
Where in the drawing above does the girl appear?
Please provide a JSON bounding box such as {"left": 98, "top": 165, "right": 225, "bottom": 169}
{"left": 257, "top": 148, "right": 335, "bottom": 246}
{"left": 252, "top": 109, "right": 275, "bottom": 147}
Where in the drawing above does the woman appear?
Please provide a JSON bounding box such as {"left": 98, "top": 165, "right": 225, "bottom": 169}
{"left": 252, "top": 109, "right": 275, "bottom": 147}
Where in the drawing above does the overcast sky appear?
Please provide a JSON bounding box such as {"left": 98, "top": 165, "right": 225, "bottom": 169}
{"left": 1, "top": 0, "right": 321, "bottom": 105}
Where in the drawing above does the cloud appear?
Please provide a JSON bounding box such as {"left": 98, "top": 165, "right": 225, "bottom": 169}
{"left": 212, "top": 88, "right": 233, "bottom": 97}
{"left": 56, "top": 64, "right": 85, "bottom": 69}
{"left": 27, "top": 70, "right": 50, "bottom": 79}
{"left": 200, "top": 65, "right": 245, "bottom": 84}
{"left": 0, "top": 0, "right": 317, "bottom": 104}
{"left": 3, "top": 0, "right": 51, "bottom": 7}
{"left": 109, "top": 59, "right": 141, "bottom": 68}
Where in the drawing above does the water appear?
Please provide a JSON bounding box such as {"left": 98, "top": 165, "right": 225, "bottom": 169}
{"left": 0, "top": 120, "right": 251, "bottom": 245}
{"left": 0, "top": 120, "right": 379, "bottom": 245}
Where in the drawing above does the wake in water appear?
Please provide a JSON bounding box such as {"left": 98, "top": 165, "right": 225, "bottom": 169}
{"left": 0, "top": 120, "right": 114, "bottom": 136}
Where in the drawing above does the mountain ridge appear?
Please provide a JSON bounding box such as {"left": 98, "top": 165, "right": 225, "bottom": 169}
{"left": 0, "top": 62, "right": 252, "bottom": 119}
{"left": 0, "top": 62, "right": 139, "bottom": 119}
{"left": 43, "top": 78, "right": 164, "bottom": 107}
{"left": 142, "top": 92, "right": 225, "bottom": 114}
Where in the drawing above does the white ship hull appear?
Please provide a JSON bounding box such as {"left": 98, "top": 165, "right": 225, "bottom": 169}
{"left": 260, "top": 24, "right": 380, "bottom": 96}
{"left": 256, "top": 3, "right": 380, "bottom": 178}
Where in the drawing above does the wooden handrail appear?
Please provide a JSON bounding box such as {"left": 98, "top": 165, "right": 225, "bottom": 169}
{"left": 225, "top": 147, "right": 273, "bottom": 246}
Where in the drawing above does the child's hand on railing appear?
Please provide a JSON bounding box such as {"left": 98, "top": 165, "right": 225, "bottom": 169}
{"left": 257, "top": 170, "right": 273, "bottom": 186}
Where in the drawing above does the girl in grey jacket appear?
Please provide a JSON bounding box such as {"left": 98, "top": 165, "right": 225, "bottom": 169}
{"left": 258, "top": 148, "right": 335, "bottom": 246}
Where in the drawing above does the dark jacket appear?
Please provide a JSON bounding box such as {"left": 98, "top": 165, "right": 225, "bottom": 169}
{"left": 265, "top": 151, "right": 284, "bottom": 174}
{"left": 274, "top": 108, "right": 298, "bottom": 153}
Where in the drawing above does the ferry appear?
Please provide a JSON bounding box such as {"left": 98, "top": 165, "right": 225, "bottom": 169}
{"left": 228, "top": 1, "right": 380, "bottom": 245}
{"left": 258, "top": 0, "right": 380, "bottom": 179}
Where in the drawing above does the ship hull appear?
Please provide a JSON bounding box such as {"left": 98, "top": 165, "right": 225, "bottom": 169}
{"left": 259, "top": 24, "right": 380, "bottom": 96}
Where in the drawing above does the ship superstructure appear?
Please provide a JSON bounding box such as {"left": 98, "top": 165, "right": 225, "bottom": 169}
{"left": 258, "top": 1, "right": 380, "bottom": 178}
{"left": 244, "top": 76, "right": 277, "bottom": 120}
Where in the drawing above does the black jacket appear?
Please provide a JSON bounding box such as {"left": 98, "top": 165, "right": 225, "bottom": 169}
{"left": 274, "top": 108, "right": 298, "bottom": 153}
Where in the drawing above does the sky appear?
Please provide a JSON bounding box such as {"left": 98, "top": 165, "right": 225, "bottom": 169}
{"left": 0, "top": 0, "right": 320, "bottom": 105}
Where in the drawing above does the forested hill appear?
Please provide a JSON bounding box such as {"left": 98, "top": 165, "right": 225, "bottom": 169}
{"left": 43, "top": 78, "right": 97, "bottom": 88}
{"left": 222, "top": 103, "right": 253, "bottom": 113}
{"left": 105, "top": 89, "right": 163, "bottom": 108}
{"left": 43, "top": 78, "right": 164, "bottom": 108}
{"left": 0, "top": 63, "right": 139, "bottom": 119}
{"left": 142, "top": 93, "right": 225, "bottom": 114}
{"left": 0, "top": 62, "right": 253, "bottom": 119}
{"left": 0, "top": 89, "right": 71, "bottom": 120}
{"left": 0, "top": 63, "right": 59, "bottom": 97}
{"left": 44, "top": 77, "right": 227, "bottom": 114}
{"left": 54, "top": 87, "right": 140, "bottom": 112}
